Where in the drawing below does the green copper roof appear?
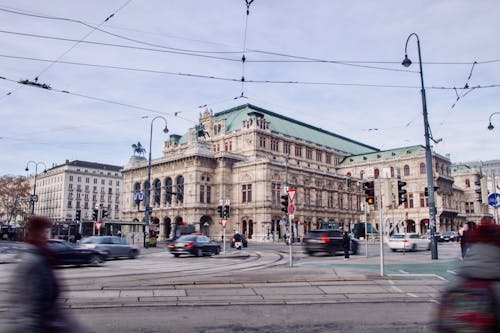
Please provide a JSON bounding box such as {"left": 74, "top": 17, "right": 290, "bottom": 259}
{"left": 339, "top": 145, "right": 426, "bottom": 165}
{"left": 451, "top": 164, "right": 474, "bottom": 174}
{"left": 215, "top": 104, "right": 379, "bottom": 155}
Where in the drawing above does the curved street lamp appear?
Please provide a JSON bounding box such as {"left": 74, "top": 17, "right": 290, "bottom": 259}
{"left": 25, "top": 161, "right": 47, "bottom": 215}
{"left": 144, "top": 116, "right": 169, "bottom": 248}
{"left": 487, "top": 112, "right": 500, "bottom": 130}
{"left": 402, "top": 33, "right": 438, "bottom": 260}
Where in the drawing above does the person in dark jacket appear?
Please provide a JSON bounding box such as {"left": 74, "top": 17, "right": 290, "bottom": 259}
{"left": 7, "top": 216, "right": 85, "bottom": 333}
{"left": 460, "top": 224, "right": 470, "bottom": 258}
{"left": 342, "top": 231, "right": 351, "bottom": 260}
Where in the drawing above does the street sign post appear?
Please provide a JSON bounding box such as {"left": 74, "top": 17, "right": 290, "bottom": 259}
{"left": 488, "top": 193, "right": 500, "bottom": 208}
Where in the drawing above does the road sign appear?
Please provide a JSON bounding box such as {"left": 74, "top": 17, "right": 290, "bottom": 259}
{"left": 488, "top": 193, "right": 500, "bottom": 208}
{"left": 95, "top": 222, "right": 103, "bottom": 231}
{"left": 30, "top": 194, "right": 38, "bottom": 202}
{"left": 287, "top": 189, "right": 297, "bottom": 203}
{"left": 288, "top": 203, "right": 296, "bottom": 215}
{"left": 221, "top": 218, "right": 228, "bottom": 228}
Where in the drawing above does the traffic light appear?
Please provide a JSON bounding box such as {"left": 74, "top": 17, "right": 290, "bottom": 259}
{"left": 281, "top": 194, "right": 289, "bottom": 213}
{"left": 75, "top": 209, "right": 81, "bottom": 221}
{"left": 424, "top": 186, "right": 440, "bottom": 197}
{"left": 397, "top": 181, "right": 407, "bottom": 205}
{"left": 101, "top": 209, "right": 109, "bottom": 219}
{"left": 362, "top": 181, "right": 375, "bottom": 205}
{"left": 92, "top": 209, "right": 98, "bottom": 221}
{"left": 217, "top": 205, "right": 223, "bottom": 218}
{"left": 223, "top": 205, "right": 230, "bottom": 218}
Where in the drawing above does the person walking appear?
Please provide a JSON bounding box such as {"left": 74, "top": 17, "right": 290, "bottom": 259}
{"left": 7, "top": 216, "right": 85, "bottom": 333}
{"left": 342, "top": 231, "right": 351, "bottom": 260}
{"left": 460, "top": 224, "right": 470, "bottom": 259}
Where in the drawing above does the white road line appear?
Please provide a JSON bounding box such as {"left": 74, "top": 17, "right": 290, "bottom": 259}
{"left": 446, "top": 270, "right": 457, "bottom": 275}
{"left": 398, "top": 269, "right": 409, "bottom": 274}
{"left": 407, "top": 293, "right": 418, "bottom": 298}
{"left": 391, "top": 286, "right": 404, "bottom": 293}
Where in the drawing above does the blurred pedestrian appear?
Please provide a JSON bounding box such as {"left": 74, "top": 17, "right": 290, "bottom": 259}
{"left": 342, "top": 231, "right": 351, "bottom": 260}
{"left": 435, "top": 222, "right": 500, "bottom": 332}
{"left": 460, "top": 223, "right": 470, "bottom": 258}
{"left": 7, "top": 216, "right": 85, "bottom": 333}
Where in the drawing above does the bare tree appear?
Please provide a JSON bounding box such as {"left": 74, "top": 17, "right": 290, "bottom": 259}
{"left": 0, "top": 175, "right": 31, "bottom": 226}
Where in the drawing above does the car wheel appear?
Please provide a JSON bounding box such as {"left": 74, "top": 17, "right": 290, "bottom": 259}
{"left": 128, "top": 249, "right": 138, "bottom": 259}
{"left": 411, "top": 244, "right": 417, "bottom": 251}
{"left": 196, "top": 248, "right": 203, "bottom": 257}
{"left": 173, "top": 253, "right": 180, "bottom": 257}
{"left": 307, "top": 251, "right": 314, "bottom": 256}
{"left": 391, "top": 248, "right": 397, "bottom": 252}
{"left": 214, "top": 247, "right": 220, "bottom": 255}
{"left": 88, "top": 255, "right": 102, "bottom": 266}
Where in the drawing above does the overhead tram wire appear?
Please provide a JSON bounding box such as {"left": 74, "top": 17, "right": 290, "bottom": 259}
{"left": 238, "top": 0, "right": 255, "bottom": 98}
{"left": 0, "top": 0, "right": 134, "bottom": 101}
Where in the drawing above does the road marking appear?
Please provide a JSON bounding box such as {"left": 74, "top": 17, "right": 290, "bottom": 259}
{"left": 391, "top": 286, "right": 403, "bottom": 293}
{"left": 446, "top": 270, "right": 457, "bottom": 275}
{"left": 398, "top": 269, "right": 409, "bottom": 274}
{"left": 387, "top": 273, "right": 449, "bottom": 281}
{"left": 407, "top": 293, "right": 418, "bottom": 298}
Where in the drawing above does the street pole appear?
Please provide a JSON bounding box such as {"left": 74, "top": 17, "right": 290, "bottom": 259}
{"left": 378, "top": 181, "right": 385, "bottom": 276}
{"left": 144, "top": 116, "right": 168, "bottom": 248}
{"left": 493, "top": 170, "right": 498, "bottom": 224}
{"left": 284, "top": 154, "right": 292, "bottom": 268}
{"left": 403, "top": 33, "right": 438, "bottom": 259}
{"left": 25, "top": 161, "right": 47, "bottom": 216}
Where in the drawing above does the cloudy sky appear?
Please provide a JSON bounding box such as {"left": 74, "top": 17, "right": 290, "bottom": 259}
{"left": 1, "top": 0, "right": 499, "bottom": 176}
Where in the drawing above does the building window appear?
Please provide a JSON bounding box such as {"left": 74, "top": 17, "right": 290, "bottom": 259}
{"left": 67, "top": 201, "right": 72, "bottom": 208}
{"left": 465, "top": 202, "right": 475, "bottom": 214}
{"left": 259, "top": 136, "right": 266, "bottom": 148}
{"left": 206, "top": 185, "right": 211, "bottom": 204}
{"left": 85, "top": 177, "right": 90, "bottom": 183}
{"left": 154, "top": 179, "right": 161, "bottom": 205}
{"left": 374, "top": 168, "right": 380, "bottom": 179}
{"left": 390, "top": 167, "right": 395, "bottom": 178}
{"left": 271, "top": 182, "right": 281, "bottom": 205}
{"left": 420, "top": 163, "right": 426, "bottom": 174}
{"left": 224, "top": 141, "right": 232, "bottom": 151}
{"left": 316, "top": 150, "right": 322, "bottom": 162}
{"left": 316, "top": 190, "right": 322, "bottom": 207}
{"left": 284, "top": 143, "right": 290, "bottom": 155}
{"left": 295, "top": 145, "right": 302, "bottom": 157}
{"left": 69, "top": 184, "right": 73, "bottom": 190}
{"left": 327, "top": 192, "right": 333, "bottom": 208}
{"left": 420, "top": 193, "right": 428, "bottom": 207}
{"left": 165, "top": 178, "right": 173, "bottom": 204}
{"left": 176, "top": 176, "right": 184, "bottom": 203}
{"left": 404, "top": 165, "right": 410, "bottom": 176}
{"left": 242, "top": 184, "right": 252, "bottom": 203}
{"left": 325, "top": 153, "right": 331, "bottom": 164}
{"left": 306, "top": 148, "right": 313, "bottom": 159}
{"left": 199, "top": 185, "right": 205, "bottom": 203}
{"left": 94, "top": 178, "right": 97, "bottom": 184}
{"left": 271, "top": 139, "right": 279, "bottom": 152}
{"left": 77, "top": 176, "right": 81, "bottom": 183}
{"left": 69, "top": 175, "right": 73, "bottom": 181}
{"left": 408, "top": 193, "right": 414, "bottom": 208}
{"left": 465, "top": 179, "right": 470, "bottom": 187}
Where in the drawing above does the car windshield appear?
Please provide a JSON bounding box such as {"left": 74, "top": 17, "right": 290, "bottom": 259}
{"left": 176, "top": 235, "right": 196, "bottom": 242}
{"left": 390, "top": 234, "right": 406, "bottom": 239}
{"left": 81, "top": 237, "right": 102, "bottom": 244}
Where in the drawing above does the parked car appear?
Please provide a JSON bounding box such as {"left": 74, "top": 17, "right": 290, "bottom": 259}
{"left": 424, "top": 231, "right": 442, "bottom": 242}
{"left": 168, "top": 234, "right": 221, "bottom": 257}
{"left": 440, "top": 231, "right": 459, "bottom": 242}
{"left": 230, "top": 233, "right": 248, "bottom": 248}
{"left": 302, "top": 229, "right": 359, "bottom": 256}
{"left": 79, "top": 236, "right": 139, "bottom": 259}
{"left": 387, "top": 233, "right": 431, "bottom": 252}
{"left": 47, "top": 239, "right": 104, "bottom": 266}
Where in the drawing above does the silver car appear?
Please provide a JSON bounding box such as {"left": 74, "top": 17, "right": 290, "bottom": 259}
{"left": 80, "top": 236, "right": 139, "bottom": 260}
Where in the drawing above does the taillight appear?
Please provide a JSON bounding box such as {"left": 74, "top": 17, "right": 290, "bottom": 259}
{"left": 185, "top": 243, "right": 194, "bottom": 248}
{"left": 168, "top": 243, "right": 174, "bottom": 249}
{"left": 403, "top": 239, "right": 409, "bottom": 243}
{"left": 321, "top": 237, "right": 330, "bottom": 243}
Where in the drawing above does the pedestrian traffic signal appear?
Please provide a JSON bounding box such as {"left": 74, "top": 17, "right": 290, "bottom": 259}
{"left": 217, "top": 205, "right": 223, "bottom": 218}
{"left": 101, "top": 209, "right": 109, "bottom": 219}
{"left": 92, "top": 208, "right": 98, "bottom": 221}
{"left": 397, "top": 181, "right": 407, "bottom": 205}
{"left": 424, "top": 186, "right": 440, "bottom": 197}
{"left": 362, "top": 181, "right": 375, "bottom": 205}
{"left": 281, "top": 194, "right": 289, "bottom": 213}
{"left": 223, "top": 205, "right": 230, "bottom": 218}
{"left": 75, "top": 209, "right": 81, "bottom": 221}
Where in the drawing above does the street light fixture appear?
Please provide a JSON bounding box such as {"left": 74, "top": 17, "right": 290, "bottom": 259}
{"left": 25, "top": 161, "right": 47, "bottom": 215}
{"left": 487, "top": 112, "right": 500, "bottom": 130}
{"left": 402, "top": 33, "right": 438, "bottom": 260}
{"left": 144, "top": 116, "right": 169, "bottom": 248}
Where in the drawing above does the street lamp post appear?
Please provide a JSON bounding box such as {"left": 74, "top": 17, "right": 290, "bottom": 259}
{"left": 144, "top": 116, "right": 169, "bottom": 248}
{"left": 25, "top": 161, "right": 47, "bottom": 216}
{"left": 487, "top": 112, "right": 500, "bottom": 130}
{"left": 402, "top": 33, "right": 438, "bottom": 259}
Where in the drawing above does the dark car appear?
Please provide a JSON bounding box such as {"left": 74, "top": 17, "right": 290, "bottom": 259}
{"left": 230, "top": 234, "right": 248, "bottom": 248}
{"left": 168, "top": 234, "right": 221, "bottom": 257}
{"left": 303, "top": 229, "right": 359, "bottom": 256}
{"left": 440, "top": 231, "right": 459, "bottom": 242}
{"left": 79, "top": 236, "right": 139, "bottom": 259}
{"left": 47, "top": 239, "right": 104, "bottom": 266}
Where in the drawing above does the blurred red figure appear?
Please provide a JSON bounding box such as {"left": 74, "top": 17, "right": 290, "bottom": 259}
{"left": 7, "top": 216, "right": 85, "bottom": 333}
{"left": 435, "top": 222, "right": 500, "bottom": 332}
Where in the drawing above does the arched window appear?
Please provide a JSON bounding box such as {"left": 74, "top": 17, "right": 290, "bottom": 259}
{"left": 465, "top": 179, "right": 470, "bottom": 187}
{"left": 404, "top": 165, "right": 410, "bottom": 176}
{"left": 165, "top": 177, "right": 173, "bottom": 204}
{"left": 153, "top": 179, "right": 161, "bottom": 205}
{"left": 176, "top": 175, "right": 184, "bottom": 203}
{"left": 420, "top": 163, "right": 426, "bottom": 174}
{"left": 134, "top": 182, "right": 141, "bottom": 192}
